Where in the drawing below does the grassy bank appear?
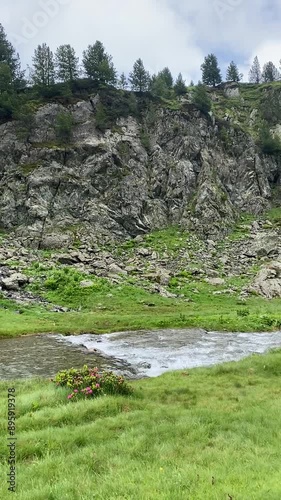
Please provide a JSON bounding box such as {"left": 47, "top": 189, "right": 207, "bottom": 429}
{"left": 1, "top": 289, "right": 281, "bottom": 338}
{"left": 1, "top": 350, "right": 281, "bottom": 499}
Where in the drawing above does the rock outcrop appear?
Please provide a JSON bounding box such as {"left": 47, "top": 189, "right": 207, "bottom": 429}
{"left": 250, "top": 261, "right": 281, "bottom": 299}
{"left": 0, "top": 95, "right": 279, "bottom": 248}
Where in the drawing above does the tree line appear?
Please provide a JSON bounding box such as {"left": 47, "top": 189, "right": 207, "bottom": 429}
{"left": 1, "top": 21, "right": 281, "bottom": 100}
{"left": 26, "top": 45, "right": 281, "bottom": 91}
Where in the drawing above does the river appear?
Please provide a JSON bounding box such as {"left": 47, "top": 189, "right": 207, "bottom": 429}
{"left": 1, "top": 328, "right": 281, "bottom": 380}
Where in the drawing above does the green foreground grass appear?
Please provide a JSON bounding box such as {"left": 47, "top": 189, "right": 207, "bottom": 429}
{"left": 1, "top": 350, "right": 281, "bottom": 499}
{"left": 1, "top": 285, "right": 281, "bottom": 337}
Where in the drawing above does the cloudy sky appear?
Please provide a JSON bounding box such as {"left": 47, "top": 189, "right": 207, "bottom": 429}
{"left": 2, "top": 0, "right": 281, "bottom": 82}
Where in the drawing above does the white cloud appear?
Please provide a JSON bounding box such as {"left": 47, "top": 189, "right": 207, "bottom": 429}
{"left": 251, "top": 39, "right": 281, "bottom": 68}
{"left": 2, "top": 0, "right": 281, "bottom": 81}
{"left": 239, "top": 40, "right": 281, "bottom": 81}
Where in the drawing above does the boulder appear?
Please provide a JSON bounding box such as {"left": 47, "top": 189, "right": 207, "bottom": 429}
{"left": 57, "top": 254, "right": 78, "bottom": 265}
{"left": 137, "top": 248, "right": 151, "bottom": 257}
{"left": 205, "top": 277, "right": 225, "bottom": 286}
{"left": 108, "top": 263, "right": 127, "bottom": 275}
{"left": 80, "top": 280, "right": 94, "bottom": 288}
{"left": 249, "top": 261, "right": 281, "bottom": 299}
{"left": 1, "top": 273, "right": 29, "bottom": 291}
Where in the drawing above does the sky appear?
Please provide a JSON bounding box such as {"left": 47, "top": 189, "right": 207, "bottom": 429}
{"left": 2, "top": 0, "right": 281, "bottom": 83}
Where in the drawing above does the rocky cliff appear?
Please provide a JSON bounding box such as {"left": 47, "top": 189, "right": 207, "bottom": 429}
{"left": 0, "top": 87, "right": 280, "bottom": 249}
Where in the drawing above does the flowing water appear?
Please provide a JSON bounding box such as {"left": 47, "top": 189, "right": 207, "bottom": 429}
{"left": 1, "top": 328, "right": 281, "bottom": 380}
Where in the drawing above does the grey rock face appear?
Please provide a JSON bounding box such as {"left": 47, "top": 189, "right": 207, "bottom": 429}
{"left": 0, "top": 100, "right": 278, "bottom": 248}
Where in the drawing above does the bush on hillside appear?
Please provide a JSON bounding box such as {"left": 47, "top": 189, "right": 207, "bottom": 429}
{"left": 258, "top": 121, "right": 281, "bottom": 154}
{"left": 55, "top": 111, "right": 74, "bottom": 145}
{"left": 53, "top": 365, "right": 133, "bottom": 401}
{"left": 0, "top": 91, "right": 19, "bottom": 121}
{"left": 192, "top": 83, "right": 212, "bottom": 115}
{"left": 260, "top": 88, "right": 281, "bottom": 126}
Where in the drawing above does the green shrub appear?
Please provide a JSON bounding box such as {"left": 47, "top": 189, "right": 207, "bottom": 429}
{"left": 259, "top": 314, "right": 276, "bottom": 327}
{"left": 0, "top": 91, "right": 18, "bottom": 121}
{"left": 192, "top": 84, "right": 212, "bottom": 115}
{"left": 259, "top": 88, "right": 281, "bottom": 126}
{"left": 258, "top": 121, "right": 281, "bottom": 154}
{"left": 14, "top": 102, "right": 36, "bottom": 143}
{"left": 55, "top": 111, "right": 74, "bottom": 145}
{"left": 35, "top": 82, "right": 72, "bottom": 99}
{"left": 237, "top": 309, "right": 250, "bottom": 317}
{"left": 44, "top": 268, "right": 81, "bottom": 291}
{"left": 140, "top": 129, "right": 150, "bottom": 151}
{"left": 53, "top": 365, "right": 133, "bottom": 401}
{"left": 95, "top": 102, "right": 108, "bottom": 132}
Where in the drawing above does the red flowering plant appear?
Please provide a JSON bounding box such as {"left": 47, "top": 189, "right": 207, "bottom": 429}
{"left": 53, "top": 365, "right": 133, "bottom": 401}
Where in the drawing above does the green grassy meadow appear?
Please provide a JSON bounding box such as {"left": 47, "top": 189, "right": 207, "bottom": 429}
{"left": 1, "top": 286, "right": 281, "bottom": 338}
{"left": 1, "top": 350, "right": 281, "bottom": 499}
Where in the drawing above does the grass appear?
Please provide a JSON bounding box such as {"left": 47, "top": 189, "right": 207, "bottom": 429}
{"left": 212, "top": 82, "right": 280, "bottom": 139}
{"left": 225, "top": 214, "right": 255, "bottom": 241}
{"left": 265, "top": 207, "right": 281, "bottom": 226}
{"left": 19, "top": 163, "right": 41, "bottom": 176}
{"left": 1, "top": 350, "right": 281, "bottom": 498}
{"left": 1, "top": 278, "right": 281, "bottom": 337}
{"left": 106, "top": 226, "right": 202, "bottom": 257}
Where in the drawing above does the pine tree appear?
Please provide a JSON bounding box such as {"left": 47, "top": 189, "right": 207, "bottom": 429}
{"left": 249, "top": 56, "right": 261, "bottom": 84}
{"left": 201, "top": 54, "right": 222, "bottom": 87}
{"left": 129, "top": 59, "right": 150, "bottom": 92}
{"left": 226, "top": 61, "right": 242, "bottom": 82}
{"left": 82, "top": 41, "right": 116, "bottom": 84}
{"left": 262, "top": 61, "right": 280, "bottom": 82}
{"left": 259, "top": 120, "right": 281, "bottom": 154}
{"left": 14, "top": 102, "right": 36, "bottom": 144}
{"left": 174, "top": 73, "right": 186, "bottom": 96}
{"left": 150, "top": 73, "right": 170, "bottom": 98}
{"left": 95, "top": 102, "right": 108, "bottom": 132}
{"left": 0, "top": 62, "right": 12, "bottom": 93}
{"left": 55, "top": 112, "right": 74, "bottom": 146}
{"left": 0, "top": 23, "right": 24, "bottom": 87}
{"left": 55, "top": 44, "right": 79, "bottom": 82}
{"left": 32, "top": 43, "right": 55, "bottom": 87}
{"left": 192, "top": 83, "right": 211, "bottom": 114}
{"left": 158, "top": 67, "right": 173, "bottom": 88}
{"left": 118, "top": 72, "right": 128, "bottom": 90}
